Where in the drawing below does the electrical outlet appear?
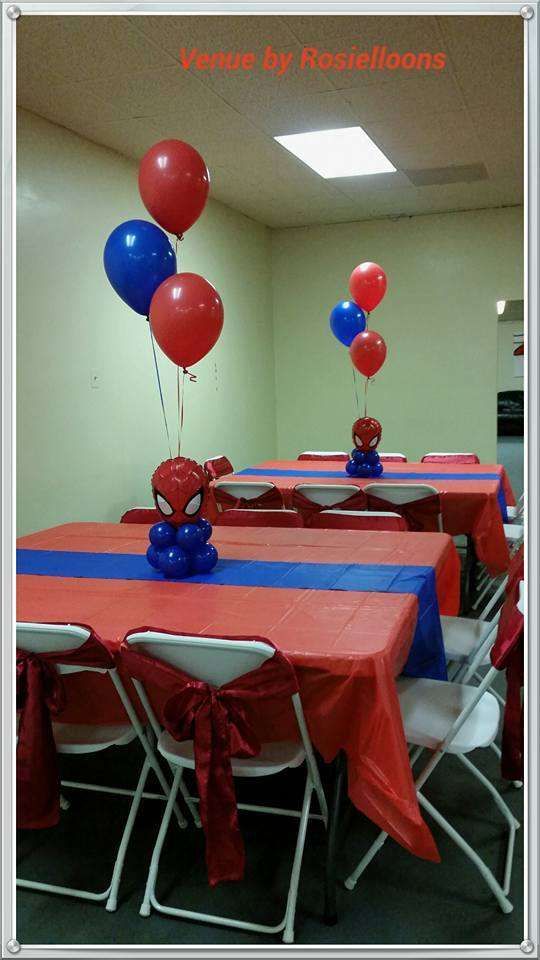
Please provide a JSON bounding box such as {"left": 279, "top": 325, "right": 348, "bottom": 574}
{"left": 90, "top": 371, "right": 100, "bottom": 390}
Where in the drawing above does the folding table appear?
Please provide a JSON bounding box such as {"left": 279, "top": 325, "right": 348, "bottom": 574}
{"left": 224, "top": 459, "right": 515, "bottom": 577}
{"left": 17, "top": 521, "right": 461, "bottom": 922}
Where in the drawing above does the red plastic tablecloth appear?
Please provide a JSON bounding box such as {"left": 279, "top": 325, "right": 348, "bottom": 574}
{"left": 17, "top": 522, "right": 461, "bottom": 863}
{"left": 217, "top": 460, "right": 514, "bottom": 576}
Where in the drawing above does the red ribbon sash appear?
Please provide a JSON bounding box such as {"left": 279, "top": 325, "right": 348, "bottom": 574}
{"left": 490, "top": 547, "right": 524, "bottom": 780}
{"left": 214, "top": 486, "right": 283, "bottom": 512}
{"left": 366, "top": 492, "right": 440, "bottom": 532}
{"left": 292, "top": 487, "right": 367, "bottom": 526}
{"left": 16, "top": 626, "right": 114, "bottom": 829}
{"left": 120, "top": 633, "right": 298, "bottom": 886}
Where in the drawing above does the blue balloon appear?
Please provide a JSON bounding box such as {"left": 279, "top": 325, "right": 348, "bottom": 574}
{"left": 146, "top": 545, "right": 161, "bottom": 569}
{"left": 329, "top": 300, "right": 366, "bottom": 347}
{"left": 158, "top": 545, "right": 190, "bottom": 579}
{"left": 365, "top": 451, "right": 380, "bottom": 466}
{"left": 103, "top": 219, "right": 176, "bottom": 316}
{"left": 345, "top": 459, "right": 358, "bottom": 476}
{"left": 352, "top": 449, "right": 367, "bottom": 464}
{"left": 149, "top": 521, "right": 177, "bottom": 549}
{"left": 190, "top": 543, "right": 219, "bottom": 574}
{"left": 197, "top": 517, "right": 213, "bottom": 542}
{"left": 371, "top": 462, "right": 384, "bottom": 477}
{"left": 176, "top": 523, "right": 205, "bottom": 553}
{"left": 356, "top": 465, "right": 372, "bottom": 478}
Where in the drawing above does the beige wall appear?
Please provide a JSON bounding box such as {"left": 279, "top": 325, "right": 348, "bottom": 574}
{"left": 271, "top": 208, "right": 523, "bottom": 461}
{"left": 17, "top": 111, "right": 524, "bottom": 536}
{"left": 17, "top": 110, "right": 276, "bottom": 535}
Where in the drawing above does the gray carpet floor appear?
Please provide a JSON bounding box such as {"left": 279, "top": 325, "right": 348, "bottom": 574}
{"left": 17, "top": 725, "right": 523, "bottom": 948}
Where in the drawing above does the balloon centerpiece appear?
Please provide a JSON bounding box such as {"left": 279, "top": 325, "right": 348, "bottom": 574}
{"left": 346, "top": 417, "right": 384, "bottom": 478}
{"left": 147, "top": 457, "right": 218, "bottom": 578}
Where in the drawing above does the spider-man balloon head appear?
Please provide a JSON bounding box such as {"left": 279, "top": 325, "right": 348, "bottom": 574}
{"left": 151, "top": 457, "right": 208, "bottom": 527}
{"left": 352, "top": 416, "right": 382, "bottom": 453}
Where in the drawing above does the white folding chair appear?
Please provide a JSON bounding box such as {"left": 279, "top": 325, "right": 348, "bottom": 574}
{"left": 124, "top": 630, "right": 328, "bottom": 943}
{"left": 506, "top": 493, "right": 524, "bottom": 522}
{"left": 213, "top": 480, "right": 279, "bottom": 512}
{"left": 294, "top": 483, "right": 360, "bottom": 508}
{"left": 421, "top": 452, "right": 480, "bottom": 463}
{"left": 378, "top": 453, "right": 407, "bottom": 462}
{"left": 297, "top": 451, "right": 348, "bottom": 460}
{"left": 345, "top": 640, "right": 519, "bottom": 913}
{"left": 311, "top": 510, "right": 408, "bottom": 532}
{"left": 16, "top": 622, "right": 196, "bottom": 912}
{"left": 365, "top": 482, "right": 443, "bottom": 532}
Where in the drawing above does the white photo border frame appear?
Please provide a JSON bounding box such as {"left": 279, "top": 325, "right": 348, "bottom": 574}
{"left": 1, "top": 2, "right": 538, "bottom": 958}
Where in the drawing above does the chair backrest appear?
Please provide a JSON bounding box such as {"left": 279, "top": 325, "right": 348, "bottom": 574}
{"left": 364, "top": 482, "right": 438, "bottom": 505}
{"left": 378, "top": 453, "right": 407, "bottom": 462}
{"left": 216, "top": 508, "right": 302, "bottom": 527}
{"left": 214, "top": 481, "right": 275, "bottom": 501}
{"left": 297, "top": 451, "right": 348, "bottom": 461}
{"left": 203, "top": 455, "right": 233, "bottom": 480}
{"left": 16, "top": 622, "right": 106, "bottom": 676}
{"left": 365, "top": 482, "right": 443, "bottom": 532}
{"left": 120, "top": 507, "right": 160, "bottom": 524}
{"left": 421, "top": 452, "right": 480, "bottom": 464}
{"left": 126, "top": 630, "right": 276, "bottom": 688}
{"left": 311, "top": 509, "right": 408, "bottom": 532}
{"left": 294, "top": 483, "right": 360, "bottom": 508}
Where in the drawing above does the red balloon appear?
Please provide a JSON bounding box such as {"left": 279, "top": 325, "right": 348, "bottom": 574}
{"left": 149, "top": 272, "right": 224, "bottom": 369}
{"left": 350, "top": 330, "right": 387, "bottom": 378}
{"left": 139, "top": 140, "right": 210, "bottom": 236}
{"left": 349, "top": 261, "right": 387, "bottom": 312}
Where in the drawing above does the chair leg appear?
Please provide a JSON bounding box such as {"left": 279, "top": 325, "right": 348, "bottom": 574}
{"left": 106, "top": 756, "right": 152, "bottom": 912}
{"left": 456, "top": 753, "right": 519, "bottom": 895}
{"left": 344, "top": 829, "right": 389, "bottom": 890}
{"left": 282, "top": 774, "right": 314, "bottom": 944}
{"left": 140, "top": 766, "right": 182, "bottom": 917}
{"left": 417, "top": 792, "right": 513, "bottom": 913}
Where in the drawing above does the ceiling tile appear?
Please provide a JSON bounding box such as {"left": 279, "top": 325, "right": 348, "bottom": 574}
{"left": 16, "top": 13, "right": 524, "bottom": 229}
{"left": 341, "top": 72, "right": 463, "bottom": 123}
{"left": 17, "top": 15, "right": 169, "bottom": 84}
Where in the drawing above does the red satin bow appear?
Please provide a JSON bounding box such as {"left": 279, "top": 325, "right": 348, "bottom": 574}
{"left": 120, "top": 633, "right": 298, "bottom": 886}
{"left": 16, "top": 626, "right": 114, "bottom": 829}
{"left": 490, "top": 547, "right": 524, "bottom": 780}
{"left": 215, "top": 486, "right": 283, "bottom": 512}
{"left": 292, "top": 487, "right": 367, "bottom": 526}
{"left": 366, "top": 492, "right": 441, "bottom": 532}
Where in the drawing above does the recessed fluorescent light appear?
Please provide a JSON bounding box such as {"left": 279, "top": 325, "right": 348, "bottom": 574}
{"left": 497, "top": 300, "right": 507, "bottom": 315}
{"left": 274, "top": 126, "right": 396, "bottom": 179}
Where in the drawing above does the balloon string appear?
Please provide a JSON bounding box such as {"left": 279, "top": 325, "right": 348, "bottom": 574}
{"left": 177, "top": 367, "right": 185, "bottom": 457}
{"left": 352, "top": 367, "right": 360, "bottom": 414}
{"left": 148, "top": 317, "right": 172, "bottom": 459}
{"left": 364, "top": 377, "right": 369, "bottom": 417}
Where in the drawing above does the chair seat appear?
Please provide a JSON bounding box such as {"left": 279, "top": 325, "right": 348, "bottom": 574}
{"left": 52, "top": 722, "right": 136, "bottom": 754}
{"left": 504, "top": 524, "right": 524, "bottom": 542}
{"left": 397, "top": 677, "right": 500, "bottom": 754}
{"left": 158, "top": 732, "right": 305, "bottom": 777}
{"left": 441, "top": 615, "right": 493, "bottom": 665}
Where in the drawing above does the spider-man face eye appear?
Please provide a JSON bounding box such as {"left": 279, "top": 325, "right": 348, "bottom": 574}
{"left": 154, "top": 491, "right": 174, "bottom": 516}
{"left": 354, "top": 434, "right": 362, "bottom": 447}
{"left": 184, "top": 488, "right": 203, "bottom": 517}
{"left": 369, "top": 435, "right": 378, "bottom": 447}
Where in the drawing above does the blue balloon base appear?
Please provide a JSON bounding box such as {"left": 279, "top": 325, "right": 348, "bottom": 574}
{"left": 345, "top": 450, "right": 384, "bottom": 479}
{"left": 146, "top": 517, "right": 218, "bottom": 578}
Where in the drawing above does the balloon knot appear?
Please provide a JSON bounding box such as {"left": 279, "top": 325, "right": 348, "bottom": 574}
{"left": 176, "top": 233, "right": 184, "bottom": 242}
{"left": 183, "top": 367, "right": 197, "bottom": 382}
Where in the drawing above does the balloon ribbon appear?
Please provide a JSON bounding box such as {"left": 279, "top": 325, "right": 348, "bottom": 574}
{"left": 177, "top": 367, "right": 197, "bottom": 457}
{"left": 148, "top": 317, "right": 172, "bottom": 459}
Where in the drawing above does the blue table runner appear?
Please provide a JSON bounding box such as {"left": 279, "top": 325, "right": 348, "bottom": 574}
{"left": 17, "top": 549, "right": 447, "bottom": 681}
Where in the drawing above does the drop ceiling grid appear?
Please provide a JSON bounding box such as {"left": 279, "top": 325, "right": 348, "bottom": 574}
{"left": 16, "top": 13, "right": 524, "bottom": 228}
